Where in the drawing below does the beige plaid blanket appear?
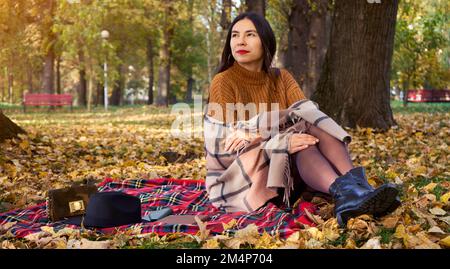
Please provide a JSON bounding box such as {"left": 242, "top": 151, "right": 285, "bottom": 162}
{"left": 204, "top": 99, "right": 352, "bottom": 212}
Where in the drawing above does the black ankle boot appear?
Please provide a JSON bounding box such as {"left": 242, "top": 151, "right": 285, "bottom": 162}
{"left": 329, "top": 169, "right": 399, "bottom": 227}
{"left": 348, "top": 167, "right": 401, "bottom": 217}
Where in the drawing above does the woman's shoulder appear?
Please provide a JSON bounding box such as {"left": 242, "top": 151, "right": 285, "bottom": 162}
{"left": 211, "top": 69, "right": 235, "bottom": 88}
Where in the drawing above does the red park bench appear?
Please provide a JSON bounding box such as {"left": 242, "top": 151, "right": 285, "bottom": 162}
{"left": 406, "top": 89, "right": 450, "bottom": 103}
{"left": 23, "top": 93, "right": 73, "bottom": 112}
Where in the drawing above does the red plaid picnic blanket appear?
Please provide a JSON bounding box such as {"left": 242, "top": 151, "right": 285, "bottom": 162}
{"left": 0, "top": 178, "right": 316, "bottom": 239}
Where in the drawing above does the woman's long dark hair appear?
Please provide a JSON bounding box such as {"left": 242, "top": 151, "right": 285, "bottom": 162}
{"left": 214, "top": 12, "right": 280, "bottom": 111}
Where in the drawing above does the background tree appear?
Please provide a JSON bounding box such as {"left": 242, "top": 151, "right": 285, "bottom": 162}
{"left": 391, "top": 0, "right": 449, "bottom": 106}
{"left": 312, "top": 0, "right": 399, "bottom": 130}
{"left": 283, "top": 0, "right": 331, "bottom": 98}
{"left": 40, "top": 0, "right": 57, "bottom": 94}
{"left": 156, "top": 0, "right": 175, "bottom": 106}
{"left": 246, "top": 0, "right": 266, "bottom": 17}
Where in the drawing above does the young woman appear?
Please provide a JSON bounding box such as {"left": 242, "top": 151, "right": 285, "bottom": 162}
{"left": 204, "top": 12, "right": 400, "bottom": 226}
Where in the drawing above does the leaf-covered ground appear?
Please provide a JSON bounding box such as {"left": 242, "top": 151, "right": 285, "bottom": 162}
{"left": 0, "top": 102, "right": 449, "bottom": 249}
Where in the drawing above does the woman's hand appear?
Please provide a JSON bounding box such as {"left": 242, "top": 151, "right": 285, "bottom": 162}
{"left": 224, "top": 129, "right": 258, "bottom": 153}
{"left": 288, "top": 133, "right": 319, "bottom": 154}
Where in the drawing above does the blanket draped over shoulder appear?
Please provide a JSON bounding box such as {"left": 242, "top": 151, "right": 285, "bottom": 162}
{"left": 204, "top": 99, "right": 352, "bottom": 213}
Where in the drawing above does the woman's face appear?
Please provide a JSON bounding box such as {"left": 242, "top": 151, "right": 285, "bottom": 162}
{"left": 230, "top": 18, "right": 264, "bottom": 68}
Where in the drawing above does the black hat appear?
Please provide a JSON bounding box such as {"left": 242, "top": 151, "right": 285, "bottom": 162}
{"left": 63, "top": 191, "right": 146, "bottom": 228}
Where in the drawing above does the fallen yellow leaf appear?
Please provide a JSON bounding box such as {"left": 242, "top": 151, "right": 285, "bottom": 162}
{"left": 222, "top": 219, "right": 237, "bottom": 231}
{"left": 439, "top": 236, "right": 450, "bottom": 248}
{"left": 367, "top": 178, "right": 377, "bottom": 187}
{"left": 202, "top": 238, "right": 220, "bottom": 249}
{"left": 440, "top": 192, "right": 450, "bottom": 204}
{"left": 423, "top": 182, "right": 437, "bottom": 192}
{"left": 394, "top": 224, "right": 406, "bottom": 239}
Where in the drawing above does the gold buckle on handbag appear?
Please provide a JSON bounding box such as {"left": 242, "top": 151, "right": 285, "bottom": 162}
{"left": 69, "top": 200, "right": 85, "bottom": 213}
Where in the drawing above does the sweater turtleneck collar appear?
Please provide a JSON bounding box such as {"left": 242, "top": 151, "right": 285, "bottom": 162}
{"left": 228, "top": 61, "right": 268, "bottom": 85}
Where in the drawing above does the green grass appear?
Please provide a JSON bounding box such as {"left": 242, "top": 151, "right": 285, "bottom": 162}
{"left": 377, "top": 228, "right": 395, "bottom": 244}
{"left": 412, "top": 176, "right": 449, "bottom": 200}
{"left": 432, "top": 184, "right": 446, "bottom": 200}
{"left": 390, "top": 100, "right": 450, "bottom": 114}
{"left": 413, "top": 176, "right": 448, "bottom": 189}
{"left": 2, "top": 100, "right": 448, "bottom": 115}
{"left": 330, "top": 233, "right": 348, "bottom": 247}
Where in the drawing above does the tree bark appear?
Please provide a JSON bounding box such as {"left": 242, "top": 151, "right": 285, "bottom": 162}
{"left": 87, "top": 74, "right": 94, "bottom": 111}
{"left": 27, "top": 61, "right": 33, "bottom": 94}
{"left": 42, "top": 48, "right": 55, "bottom": 94}
{"left": 186, "top": 77, "right": 195, "bottom": 103}
{"left": 246, "top": 0, "right": 266, "bottom": 17}
{"left": 96, "top": 81, "right": 103, "bottom": 106}
{"left": 285, "top": 0, "right": 331, "bottom": 98}
{"left": 56, "top": 56, "right": 61, "bottom": 94}
{"left": 146, "top": 38, "right": 155, "bottom": 105}
{"left": 156, "top": 1, "right": 173, "bottom": 107}
{"left": 311, "top": 0, "right": 398, "bottom": 130}
{"left": 1, "top": 68, "right": 5, "bottom": 102}
{"left": 220, "top": 0, "right": 232, "bottom": 44}
{"left": 110, "top": 65, "right": 124, "bottom": 106}
{"left": 41, "top": 0, "right": 56, "bottom": 94}
{"left": 185, "top": 0, "right": 196, "bottom": 103}
{"left": 0, "top": 111, "right": 26, "bottom": 143}
{"left": 8, "top": 70, "right": 13, "bottom": 103}
{"left": 78, "top": 50, "right": 87, "bottom": 106}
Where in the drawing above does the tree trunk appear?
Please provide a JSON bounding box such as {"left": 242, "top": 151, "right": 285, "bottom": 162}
{"left": 186, "top": 77, "right": 195, "bottom": 103}
{"left": 206, "top": 1, "right": 215, "bottom": 86}
{"left": 156, "top": 46, "right": 170, "bottom": 106}
{"left": 42, "top": 48, "right": 55, "bottom": 94}
{"left": 156, "top": 1, "right": 173, "bottom": 107}
{"left": 1, "top": 67, "right": 5, "bottom": 102}
{"left": 185, "top": 0, "right": 196, "bottom": 103}
{"left": 96, "top": 81, "right": 103, "bottom": 106}
{"left": 111, "top": 65, "right": 124, "bottom": 106}
{"left": 285, "top": 0, "right": 331, "bottom": 98}
{"left": 277, "top": 26, "right": 289, "bottom": 68}
{"left": 311, "top": 0, "right": 398, "bottom": 130}
{"left": 246, "top": 0, "right": 266, "bottom": 17}
{"left": 78, "top": 50, "right": 87, "bottom": 106}
{"left": 27, "top": 62, "right": 33, "bottom": 94}
{"left": 402, "top": 80, "right": 409, "bottom": 107}
{"left": 56, "top": 56, "right": 62, "bottom": 94}
{"left": 87, "top": 74, "right": 94, "bottom": 111}
{"left": 220, "top": 0, "right": 232, "bottom": 45}
{"left": 0, "top": 111, "right": 26, "bottom": 143}
{"left": 147, "top": 38, "right": 155, "bottom": 105}
{"left": 8, "top": 71, "right": 13, "bottom": 103}
{"left": 41, "top": 0, "right": 56, "bottom": 94}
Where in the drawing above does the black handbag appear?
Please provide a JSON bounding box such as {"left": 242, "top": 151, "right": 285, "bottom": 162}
{"left": 46, "top": 184, "right": 98, "bottom": 222}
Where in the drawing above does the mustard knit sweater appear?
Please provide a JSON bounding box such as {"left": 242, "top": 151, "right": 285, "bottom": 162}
{"left": 206, "top": 62, "right": 306, "bottom": 122}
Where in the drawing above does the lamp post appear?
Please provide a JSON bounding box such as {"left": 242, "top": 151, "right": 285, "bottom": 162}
{"left": 101, "top": 30, "right": 110, "bottom": 110}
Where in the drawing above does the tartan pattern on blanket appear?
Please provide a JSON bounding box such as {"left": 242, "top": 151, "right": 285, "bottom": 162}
{"left": 0, "top": 177, "right": 317, "bottom": 239}
{"left": 204, "top": 99, "right": 352, "bottom": 213}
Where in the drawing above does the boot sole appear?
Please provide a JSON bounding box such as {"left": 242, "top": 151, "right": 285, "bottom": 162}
{"left": 336, "top": 184, "right": 399, "bottom": 227}
{"left": 374, "top": 197, "right": 401, "bottom": 217}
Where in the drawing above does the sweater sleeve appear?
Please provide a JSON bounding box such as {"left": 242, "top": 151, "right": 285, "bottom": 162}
{"left": 281, "top": 69, "right": 307, "bottom": 106}
{"left": 206, "top": 73, "right": 236, "bottom": 123}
